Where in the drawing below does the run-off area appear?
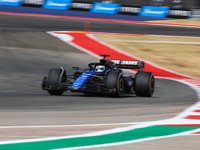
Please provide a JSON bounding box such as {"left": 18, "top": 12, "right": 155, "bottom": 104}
{"left": 95, "top": 34, "right": 200, "bottom": 79}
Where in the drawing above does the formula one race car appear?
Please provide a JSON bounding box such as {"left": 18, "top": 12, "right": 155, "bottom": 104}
{"left": 42, "top": 55, "right": 155, "bottom": 97}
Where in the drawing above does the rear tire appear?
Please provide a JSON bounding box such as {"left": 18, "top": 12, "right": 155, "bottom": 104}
{"left": 106, "top": 71, "right": 124, "bottom": 97}
{"left": 134, "top": 71, "right": 155, "bottom": 97}
{"left": 47, "top": 68, "right": 65, "bottom": 95}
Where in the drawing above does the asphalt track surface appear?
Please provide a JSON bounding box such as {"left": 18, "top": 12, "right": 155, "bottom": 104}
{"left": 0, "top": 14, "right": 199, "bottom": 148}
{"left": 1, "top": 14, "right": 200, "bottom": 36}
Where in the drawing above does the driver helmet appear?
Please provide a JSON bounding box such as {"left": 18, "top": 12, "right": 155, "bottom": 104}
{"left": 95, "top": 65, "right": 105, "bottom": 72}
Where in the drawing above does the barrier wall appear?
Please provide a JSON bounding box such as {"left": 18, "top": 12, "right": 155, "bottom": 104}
{"left": 0, "top": 0, "right": 192, "bottom": 19}
{"left": 63, "top": 0, "right": 200, "bottom": 9}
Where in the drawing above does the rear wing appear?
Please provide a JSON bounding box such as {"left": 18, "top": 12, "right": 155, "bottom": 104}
{"left": 112, "top": 60, "right": 145, "bottom": 70}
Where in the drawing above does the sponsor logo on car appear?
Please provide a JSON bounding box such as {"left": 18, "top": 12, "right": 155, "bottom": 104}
{"left": 121, "top": 61, "right": 138, "bottom": 65}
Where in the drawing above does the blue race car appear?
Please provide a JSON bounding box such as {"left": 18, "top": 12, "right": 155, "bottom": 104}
{"left": 42, "top": 55, "right": 155, "bottom": 97}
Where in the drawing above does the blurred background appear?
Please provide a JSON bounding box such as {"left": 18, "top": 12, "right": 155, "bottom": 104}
{"left": 22, "top": 0, "right": 200, "bottom": 9}
{"left": 71, "top": 0, "right": 200, "bottom": 9}
{"left": 0, "top": 0, "right": 200, "bottom": 149}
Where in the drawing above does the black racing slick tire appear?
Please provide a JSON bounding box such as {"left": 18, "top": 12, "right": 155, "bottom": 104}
{"left": 106, "top": 71, "right": 124, "bottom": 97}
{"left": 134, "top": 71, "right": 155, "bottom": 97}
{"left": 47, "top": 68, "right": 65, "bottom": 95}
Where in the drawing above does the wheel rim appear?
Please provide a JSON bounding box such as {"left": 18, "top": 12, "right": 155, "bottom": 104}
{"left": 119, "top": 78, "right": 124, "bottom": 93}
{"left": 150, "top": 76, "right": 155, "bottom": 95}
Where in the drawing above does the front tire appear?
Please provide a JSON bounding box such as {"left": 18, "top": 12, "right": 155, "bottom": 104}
{"left": 47, "top": 68, "right": 65, "bottom": 95}
{"left": 106, "top": 71, "right": 124, "bottom": 97}
{"left": 134, "top": 71, "right": 155, "bottom": 97}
